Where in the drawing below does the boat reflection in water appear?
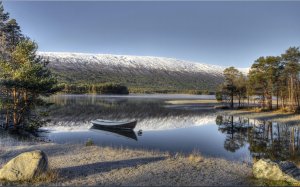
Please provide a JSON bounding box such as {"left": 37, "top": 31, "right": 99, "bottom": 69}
{"left": 90, "top": 125, "right": 138, "bottom": 141}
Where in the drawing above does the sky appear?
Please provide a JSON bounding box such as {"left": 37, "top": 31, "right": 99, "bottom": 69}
{"left": 2, "top": 1, "right": 300, "bottom": 68}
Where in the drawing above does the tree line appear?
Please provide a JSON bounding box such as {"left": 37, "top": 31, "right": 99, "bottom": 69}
{"left": 61, "top": 83, "right": 129, "bottom": 95}
{"left": 60, "top": 84, "right": 217, "bottom": 95}
{"left": 217, "top": 47, "right": 300, "bottom": 112}
{"left": 0, "top": 2, "right": 60, "bottom": 130}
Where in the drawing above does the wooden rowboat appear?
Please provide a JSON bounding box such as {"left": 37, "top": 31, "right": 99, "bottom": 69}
{"left": 90, "top": 119, "right": 137, "bottom": 130}
{"left": 90, "top": 125, "right": 138, "bottom": 141}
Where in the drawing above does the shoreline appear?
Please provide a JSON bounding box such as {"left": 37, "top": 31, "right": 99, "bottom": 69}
{"left": 222, "top": 109, "right": 300, "bottom": 125}
{"left": 0, "top": 143, "right": 253, "bottom": 186}
{"left": 48, "top": 93, "right": 216, "bottom": 100}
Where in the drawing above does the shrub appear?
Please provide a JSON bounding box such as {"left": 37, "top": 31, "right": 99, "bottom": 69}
{"left": 85, "top": 138, "right": 94, "bottom": 146}
{"left": 215, "top": 91, "right": 223, "bottom": 102}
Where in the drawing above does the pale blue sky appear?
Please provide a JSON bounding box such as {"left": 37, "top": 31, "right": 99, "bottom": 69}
{"left": 3, "top": 1, "right": 300, "bottom": 67}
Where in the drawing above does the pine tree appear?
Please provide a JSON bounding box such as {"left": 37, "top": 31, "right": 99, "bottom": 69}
{"left": 281, "top": 47, "right": 300, "bottom": 110}
{"left": 235, "top": 73, "right": 247, "bottom": 107}
{"left": 0, "top": 2, "right": 9, "bottom": 30}
{"left": 0, "top": 3, "right": 60, "bottom": 130}
{"left": 3, "top": 19, "right": 23, "bottom": 52}
{"left": 248, "top": 56, "right": 281, "bottom": 110}
{"left": 0, "top": 1, "right": 9, "bottom": 59}
{"left": 221, "top": 67, "right": 240, "bottom": 108}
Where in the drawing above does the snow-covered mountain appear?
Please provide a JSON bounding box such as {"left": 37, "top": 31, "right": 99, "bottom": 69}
{"left": 38, "top": 52, "right": 247, "bottom": 91}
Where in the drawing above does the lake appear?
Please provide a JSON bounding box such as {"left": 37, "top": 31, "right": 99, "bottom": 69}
{"left": 2, "top": 94, "right": 300, "bottom": 163}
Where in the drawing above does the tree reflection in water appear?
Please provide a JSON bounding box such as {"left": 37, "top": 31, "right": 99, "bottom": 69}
{"left": 216, "top": 115, "right": 300, "bottom": 163}
{"left": 216, "top": 115, "right": 250, "bottom": 152}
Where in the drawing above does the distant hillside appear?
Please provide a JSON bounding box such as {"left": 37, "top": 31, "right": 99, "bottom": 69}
{"left": 39, "top": 52, "right": 229, "bottom": 92}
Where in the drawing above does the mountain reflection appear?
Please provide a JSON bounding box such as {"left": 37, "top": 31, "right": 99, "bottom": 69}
{"left": 216, "top": 115, "right": 300, "bottom": 163}
{"left": 45, "top": 95, "right": 216, "bottom": 131}
{"left": 47, "top": 95, "right": 212, "bottom": 120}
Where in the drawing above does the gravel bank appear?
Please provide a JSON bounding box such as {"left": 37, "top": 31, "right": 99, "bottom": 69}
{"left": 0, "top": 143, "right": 253, "bottom": 186}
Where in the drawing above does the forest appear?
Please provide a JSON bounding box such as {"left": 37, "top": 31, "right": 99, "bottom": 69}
{"left": 217, "top": 47, "right": 300, "bottom": 112}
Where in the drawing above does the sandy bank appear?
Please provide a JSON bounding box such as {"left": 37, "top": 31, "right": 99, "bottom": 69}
{"left": 0, "top": 143, "right": 253, "bottom": 186}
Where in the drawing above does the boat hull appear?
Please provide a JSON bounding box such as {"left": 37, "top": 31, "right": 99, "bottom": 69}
{"left": 90, "top": 125, "right": 138, "bottom": 141}
{"left": 91, "top": 120, "right": 137, "bottom": 130}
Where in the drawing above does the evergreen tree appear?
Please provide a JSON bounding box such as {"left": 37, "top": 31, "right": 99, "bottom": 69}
{"left": 0, "top": 1, "right": 9, "bottom": 59}
{"left": 221, "top": 67, "right": 240, "bottom": 108}
{"left": 0, "top": 3, "right": 60, "bottom": 130}
{"left": 3, "top": 19, "right": 23, "bottom": 52}
{"left": 248, "top": 56, "right": 281, "bottom": 110}
{"left": 0, "top": 39, "right": 60, "bottom": 128}
{"left": 0, "top": 2, "right": 9, "bottom": 31}
{"left": 281, "top": 47, "right": 300, "bottom": 110}
{"left": 235, "top": 73, "right": 247, "bottom": 107}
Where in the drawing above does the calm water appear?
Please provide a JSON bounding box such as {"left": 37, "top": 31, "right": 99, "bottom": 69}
{"left": 2, "top": 94, "right": 300, "bottom": 163}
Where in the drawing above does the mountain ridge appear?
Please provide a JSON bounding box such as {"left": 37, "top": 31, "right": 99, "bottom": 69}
{"left": 38, "top": 52, "right": 248, "bottom": 92}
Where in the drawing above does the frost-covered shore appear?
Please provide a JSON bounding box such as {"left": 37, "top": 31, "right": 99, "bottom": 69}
{"left": 0, "top": 143, "right": 253, "bottom": 186}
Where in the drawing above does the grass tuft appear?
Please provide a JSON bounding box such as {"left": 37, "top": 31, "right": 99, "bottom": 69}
{"left": 31, "top": 169, "right": 59, "bottom": 184}
{"left": 249, "top": 177, "right": 300, "bottom": 186}
{"left": 0, "top": 169, "right": 59, "bottom": 185}
{"left": 188, "top": 152, "right": 204, "bottom": 164}
{"left": 85, "top": 138, "right": 94, "bottom": 146}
